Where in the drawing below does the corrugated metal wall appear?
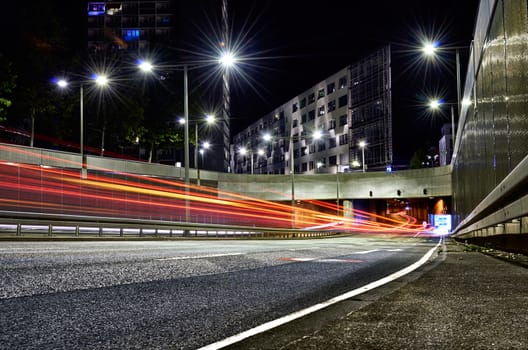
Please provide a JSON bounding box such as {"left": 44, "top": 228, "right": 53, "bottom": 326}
{"left": 453, "top": 0, "right": 528, "bottom": 226}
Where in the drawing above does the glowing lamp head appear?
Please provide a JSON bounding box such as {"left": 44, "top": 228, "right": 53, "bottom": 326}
{"left": 57, "top": 79, "right": 68, "bottom": 88}
{"left": 313, "top": 130, "right": 322, "bottom": 140}
{"left": 429, "top": 99, "right": 442, "bottom": 110}
{"left": 203, "top": 141, "right": 210, "bottom": 149}
{"left": 219, "top": 52, "right": 236, "bottom": 67}
{"left": 205, "top": 114, "right": 215, "bottom": 124}
{"left": 94, "top": 75, "right": 108, "bottom": 86}
{"left": 422, "top": 41, "right": 438, "bottom": 56}
{"left": 359, "top": 140, "right": 367, "bottom": 148}
{"left": 262, "top": 133, "right": 272, "bottom": 142}
{"left": 239, "top": 147, "right": 248, "bottom": 155}
{"left": 138, "top": 60, "right": 153, "bottom": 72}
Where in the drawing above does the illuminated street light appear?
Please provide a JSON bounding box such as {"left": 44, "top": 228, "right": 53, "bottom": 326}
{"left": 359, "top": 140, "right": 367, "bottom": 172}
{"left": 421, "top": 40, "right": 467, "bottom": 115}
{"left": 138, "top": 60, "right": 153, "bottom": 72}
{"left": 139, "top": 56, "right": 232, "bottom": 186}
{"left": 428, "top": 98, "right": 457, "bottom": 155}
{"left": 182, "top": 114, "right": 216, "bottom": 186}
{"left": 55, "top": 75, "right": 108, "bottom": 178}
{"left": 219, "top": 52, "right": 236, "bottom": 68}
{"left": 238, "top": 147, "right": 264, "bottom": 174}
{"left": 263, "top": 131, "right": 323, "bottom": 215}
{"left": 422, "top": 41, "right": 438, "bottom": 56}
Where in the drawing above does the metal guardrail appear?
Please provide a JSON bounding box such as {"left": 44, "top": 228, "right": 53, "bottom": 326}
{"left": 453, "top": 155, "right": 528, "bottom": 239}
{"left": 0, "top": 211, "right": 337, "bottom": 239}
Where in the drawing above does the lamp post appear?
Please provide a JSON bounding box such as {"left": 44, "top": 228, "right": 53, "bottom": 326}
{"left": 139, "top": 56, "right": 235, "bottom": 183}
{"left": 422, "top": 41, "right": 470, "bottom": 117}
{"left": 428, "top": 98, "right": 471, "bottom": 159}
{"left": 56, "top": 75, "right": 108, "bottom": 178}
{"left": 359, "top": 140, "right": 367, "bottom": 172}
{"left": 263, "top": 131, "right": 322, "bottom": 210}
{"left": 239, "top": 147, "right": 264, "bottom": 174}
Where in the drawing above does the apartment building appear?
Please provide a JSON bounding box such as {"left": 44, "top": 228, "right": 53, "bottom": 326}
{"left": 232, "top": 45, "right": 393, "bottom": 174}
{"left": 87, "top": 0, "right": 173, "bottom": 52}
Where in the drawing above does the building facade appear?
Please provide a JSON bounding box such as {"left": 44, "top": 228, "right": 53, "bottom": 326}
{"left": 232, "top": 45, "right": 392, "bottom": 175}
{"left": 87, "top": 0, "right": 174, "bottom": 52}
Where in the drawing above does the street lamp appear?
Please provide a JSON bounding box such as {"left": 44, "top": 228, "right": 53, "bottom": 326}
{"left": 56, "top": 74, "right": 108, "bottom": 178}
{"left": 359, "top": 140, "right": 367, "bottom": 172}
{"left": 179, "top": 114, "right": 215, "bottom": 186}
{"left": 239, "top": 147, "right": 264, "bottom": 174}
{"left": 263, "top": 131, "right": 322, "bottom": 210}
{"left": 428, "top": 98, "right": 471, "bottom": 158}
{"left": 138, "top": 56, "right": 235, "bottom": 185}
{"left": 421, "top": 41, "right": 467, "bottom": 115}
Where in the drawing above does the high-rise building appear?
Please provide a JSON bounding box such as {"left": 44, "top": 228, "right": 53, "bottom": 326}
{"left": 232, "top": 45, "right": 392, "bottom": 174}
{"left": 87, "top": 0, "right": 174, "bottom": 52}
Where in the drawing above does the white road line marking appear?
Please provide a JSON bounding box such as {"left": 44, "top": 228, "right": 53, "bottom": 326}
{"left": 197, "top": 239, "right": 442, "bottom": 350}
{"left": 155, "top": 253, "right": 244, "bottom": 261}
{"left": 279, "top": 257, "right": 362, "bottom": 263}
{"left": 354, "top": 249, "right": 379, "bottom": 254}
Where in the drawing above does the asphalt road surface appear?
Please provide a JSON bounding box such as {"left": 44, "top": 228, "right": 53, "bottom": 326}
{"left": 0, "top": 234, "right": 439, "bottom": 349}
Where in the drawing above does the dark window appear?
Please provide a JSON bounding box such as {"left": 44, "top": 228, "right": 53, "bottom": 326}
{"left": 327, "top": 82, "right": 336, "bottom": 94}
{"left": 308, "top": 110, "right": 315, "bottom": 120}
{"left": 338, "top": 95, "right": 348, "bottom": 108}
{"left": 302, "top": 162, "right": 308, "bottom": 172}
{"left": 328, "top": 100, "right": 336, "bottom": 112}
{"left": 301, "top": 114, "right": 307, "bottom": 123}
{"left": 309, "top": 161, "right": 314, "bottom": 170}
{"left": 329, "top": 155, "right": 337, "bottom": 166}
{"left": 339, "top": 134, "right": 348, "bottom": 145}
{"left": 300, "top": 98, "right": 306, "bottom": 108}
{"left": 292, "top": 102, "right": 298, "bottom": 113}
{"left": 329, "top": 119, "right": 336, "bottom": 130}
{"left": 293, "top": 119, "right": 298, "bottom": 127}
{"left": 318, "top": 141, "right": 326, "bottom": 152}
{"left": 329, "top": 137, "right": 336, "bottom": 148}
{"left": 308, "top": 93, "right": 315, "bottom": 104}
{"left": 339, "top": 114, "right": 347, "bottom": 126}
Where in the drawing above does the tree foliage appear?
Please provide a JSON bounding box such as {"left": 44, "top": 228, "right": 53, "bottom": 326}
{"left": 0, "top": 55, "right": 17, "bottom": 123}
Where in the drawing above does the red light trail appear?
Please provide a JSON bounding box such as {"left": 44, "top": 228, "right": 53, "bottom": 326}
{"left": 0, "top": 144, "right": 427, "bottom": 233}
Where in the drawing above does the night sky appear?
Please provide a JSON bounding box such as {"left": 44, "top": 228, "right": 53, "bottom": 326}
{"left": 177, "top": 0, "right": 480, "bottom": 164}
{"left": 1, "top": 0, "right": 480, "bottom": 165}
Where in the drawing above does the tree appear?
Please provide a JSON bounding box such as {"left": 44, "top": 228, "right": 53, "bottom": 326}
{"left": 0, "top": 55, "right": 17, "bottom": 123}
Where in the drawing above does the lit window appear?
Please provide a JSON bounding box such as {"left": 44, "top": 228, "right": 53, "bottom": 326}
{"left": 318, "top": 105, "right": 325, "bottom": 116}
{"left": 317, "top": 88, "right": 325, "bottom": 99}
{"left": 338, "top": 76, "right": 347, "bottom": 89}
